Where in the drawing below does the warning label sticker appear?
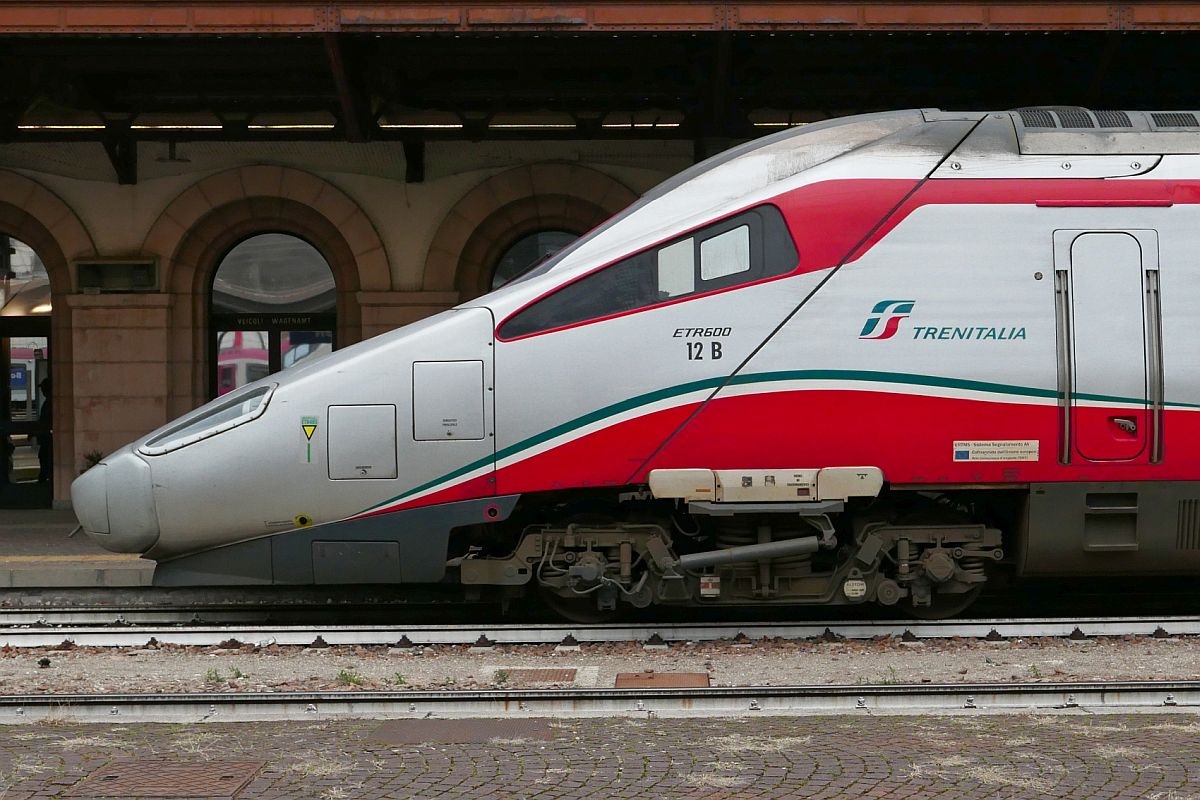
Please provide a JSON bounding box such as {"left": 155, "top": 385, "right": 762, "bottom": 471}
{"left": 952, "top": 440, "right": 1039, "bottom": 462}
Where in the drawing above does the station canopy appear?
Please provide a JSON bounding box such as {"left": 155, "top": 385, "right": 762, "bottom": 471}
{"left": 2, "top": 1, "right": 1199, "bottom": 183}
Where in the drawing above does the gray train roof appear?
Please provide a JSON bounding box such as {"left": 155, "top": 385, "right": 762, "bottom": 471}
{"left": 1011, "top": 106, "right": 1200, "bottom": 154}
{"left": 482, "top": 106, "right": 1199, "bottom": 302}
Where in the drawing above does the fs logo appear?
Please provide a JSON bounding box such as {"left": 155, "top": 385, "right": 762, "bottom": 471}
{"left": 859, "top": 300, "right": 915, "bottom": 340}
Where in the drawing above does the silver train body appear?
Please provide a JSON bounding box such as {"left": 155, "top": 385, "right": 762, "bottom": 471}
{"left": 74, "top": 108, "right": 1200, "bottom": 616}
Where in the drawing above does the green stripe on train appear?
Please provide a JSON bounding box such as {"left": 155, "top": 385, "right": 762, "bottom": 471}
{"left": 358, "top": 369, "right": 1198, "bottom": 514}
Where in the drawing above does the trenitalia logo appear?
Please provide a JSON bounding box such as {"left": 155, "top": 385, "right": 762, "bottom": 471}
{"left": 858, "top": 300, "right": 915, "bottom": 340}
{"left": 860, "top": 299, "right": 1029, "bottom": 342}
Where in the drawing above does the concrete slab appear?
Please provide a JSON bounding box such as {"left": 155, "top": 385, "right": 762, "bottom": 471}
{"left": 0, "top": 509, "right": 153, "bottom": 588}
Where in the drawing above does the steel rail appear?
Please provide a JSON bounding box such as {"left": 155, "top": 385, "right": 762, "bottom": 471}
{"left": 2, "top": 616, "right": 1198, "bottom": 649}
{"left": 0, "top": 610, "right": 277, "bottom": 627}
{"left": 0, "top": 681, "right": 1197, "bottom": 724}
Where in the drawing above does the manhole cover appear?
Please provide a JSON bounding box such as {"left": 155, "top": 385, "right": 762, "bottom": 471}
{"left": 615, "top": 672, "right": 710, "bottom": 688}
{"left": 69, "top": 760, "right": 264, "bottom": 798}
{"left": 371, "top": 718, "right": 557, "bottom": 744}
{"left": 502, "top": 668, "right": 577, "bottom": 684}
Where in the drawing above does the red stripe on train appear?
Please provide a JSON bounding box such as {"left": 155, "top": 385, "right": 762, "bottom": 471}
{"left": 381, "top": 388, "right": 1200, "bottom": 516}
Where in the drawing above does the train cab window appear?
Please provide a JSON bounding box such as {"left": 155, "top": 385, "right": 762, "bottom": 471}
{"left": 657, "top": 239, "right": 695, "bottom": 297}
{"left": 499, "top": 204, "right": 797, "bottom": 339}
{"left": 700, "top": 225, "right": 751, "bottom": 280}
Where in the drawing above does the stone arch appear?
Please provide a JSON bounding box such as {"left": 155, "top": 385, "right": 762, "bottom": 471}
{"left": 162, "top": 191, "right": 378, "bottom": 414}
{"left": 0, "top": 170, "right": 96, "bottom": 503}
{"left": 143, "top": 165, "right": 389, "bottom": 293}
{"left": 423, "top": 163, "right": 637, "bottom": 300}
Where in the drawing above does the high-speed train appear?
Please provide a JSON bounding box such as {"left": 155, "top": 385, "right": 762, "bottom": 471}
{"left": 74, "top": 108, "right": 1200, "bottom": 618}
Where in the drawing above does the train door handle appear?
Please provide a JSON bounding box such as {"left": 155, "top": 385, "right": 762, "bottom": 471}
{"left": 1112, "top": 416, "right": 1138, "bottom": 434}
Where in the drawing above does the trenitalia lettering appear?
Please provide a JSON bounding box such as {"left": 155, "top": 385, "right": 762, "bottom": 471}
{"left": 860, "top": 301, "right": 1027, "bottom": 342}
{"left": 910, "top": 326, "right": 1027, "bottom": 341}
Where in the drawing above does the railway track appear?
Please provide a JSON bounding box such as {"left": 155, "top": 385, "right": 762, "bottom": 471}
{"left": 2, "top": 615, "right": 1198, "bottom": 648}
{"left": 0, "top": 681, "right": 1197, "bottom": 723}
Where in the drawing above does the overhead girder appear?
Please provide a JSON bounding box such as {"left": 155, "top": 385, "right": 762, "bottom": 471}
{"left": 0, "top": 1, "right": 1196, "bottom": 33}
{"left": 324, "top": 32, "right": 376, "bottom": 142}
{"left": 2, "top": 31, "right": 1200, "bottom": 147}
{"left": 100, "top": 121, "right": 137, "bottom": 185}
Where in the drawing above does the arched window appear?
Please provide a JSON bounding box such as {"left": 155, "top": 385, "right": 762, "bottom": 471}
{"left": 210, "top": 233, "right": 336, "bottom": 396}
{"left": 1, "top": 236, "right": 50, "bottom": 317}
{"left": 1, "top": 235, "right": 53, "bottom": 507}
{"left": 491, "top": 230, "right": 577, "bottom": 290}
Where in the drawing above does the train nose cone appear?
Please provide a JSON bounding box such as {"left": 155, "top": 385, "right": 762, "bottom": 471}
{"left": 70, "top": 448, "right": 160, "bottom": 554}
{"left": 71, "top": 462, "right": 109, "bottom": 536}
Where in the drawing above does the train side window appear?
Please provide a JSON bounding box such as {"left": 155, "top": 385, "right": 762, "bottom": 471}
{"left": 499, "top": 204, "right": 796, "bottom": 339}
{"left": 657, "top": 238, "right": 695, "bottom": 297}
{"left": 700, "top": 225, "right": 750, "bottom": 280}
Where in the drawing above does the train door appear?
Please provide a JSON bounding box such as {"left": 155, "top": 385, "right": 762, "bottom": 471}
{"left": 1053, "top": 229, "right": 1162, "bottom": 464}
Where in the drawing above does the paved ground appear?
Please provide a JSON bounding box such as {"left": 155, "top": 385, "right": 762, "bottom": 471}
{"left": 0, "top": 713, "right": 1198, "bottom": 799}
{"left": 0, "top": 510, "right": 86, "bottom": 557}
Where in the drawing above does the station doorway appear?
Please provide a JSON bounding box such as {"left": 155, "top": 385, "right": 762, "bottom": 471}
{"left": 1, "top": 235, "right": 52, "bottom": 508}
{"left": 209, "top": 233, "right": 337, "bottom": 397}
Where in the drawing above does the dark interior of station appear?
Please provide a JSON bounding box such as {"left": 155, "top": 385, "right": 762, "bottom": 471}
{"left": 3, "top": 31, "right": 1200, "bottom": 167}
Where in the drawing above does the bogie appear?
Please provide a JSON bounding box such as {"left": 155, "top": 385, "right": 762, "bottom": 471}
{"left": 457, "top": 488, "right": 1008, "bottom": 619}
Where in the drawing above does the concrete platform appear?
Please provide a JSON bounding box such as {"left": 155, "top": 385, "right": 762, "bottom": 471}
{"left": 0, "top": 509, "right": 153, "bottom": 588}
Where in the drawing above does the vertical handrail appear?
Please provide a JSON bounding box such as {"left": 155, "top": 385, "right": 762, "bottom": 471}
{"left": 1053, "top": 268, "right": 1073, "bottom": 465}
{"left": 1145, "top": 269, "right": 1165, "bottom": 463}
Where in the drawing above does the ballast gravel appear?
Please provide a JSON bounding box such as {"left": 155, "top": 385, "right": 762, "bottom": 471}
{"left": 0, "top": 635, "right": 1197, "bottom": 694}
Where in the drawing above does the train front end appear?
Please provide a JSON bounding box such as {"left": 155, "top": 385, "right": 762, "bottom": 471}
{"left": 71, "top": 306, "right": 502, "bottom": 585}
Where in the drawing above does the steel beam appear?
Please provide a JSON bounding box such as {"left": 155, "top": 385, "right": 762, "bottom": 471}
{"left": 101, "top": 124, "right": 137, "bottom": 184}
{"left": 402, "top": 138, "right": 425, "bottom": 182}
{"left": 324, "top": 32, "right": 373, "bottom": 142}
{"left": 0, "top": 681, "right": 1197, "bottom": 723}
{"left": 2, "top": 616, "right": 1199, "bottom": 648}
{"left": 0, "top": 2, "right": 1199, "bottom": 33}
{"left": 7, "top": 125, "right": 703, "bottom": 144}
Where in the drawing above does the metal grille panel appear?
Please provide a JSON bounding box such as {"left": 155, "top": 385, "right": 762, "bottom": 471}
{"left": 68, "top": 760, "right": 264, "bottom": 798}
{"left": 615, "top": 672, "right": 711, "bottom": 688}
{"left": 1054, "top": 109, "right": 1095, "bottom": 128}
{"left": 1094, "top": 110, "right": 1133, "bottom": 128}
{"left": 1018, "top": 109, "right": 1057, "bottom": 128}
{"left": 1152, "top": 112, "right": 1199, "bottom": 128}
{"left": 1178, "top": 500, "right": 1200, "bottom": 550}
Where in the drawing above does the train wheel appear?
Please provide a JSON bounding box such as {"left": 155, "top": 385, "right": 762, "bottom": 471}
{"left": 539, "top": 586, "right": 621, "bottom": 624}
{"left": 534, "top": 505, "right": 628, "bottom": 624}
{"left": 902, "top": 584, "right": 984, "bottom": 620}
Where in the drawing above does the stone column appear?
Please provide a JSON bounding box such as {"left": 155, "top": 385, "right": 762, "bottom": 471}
{"left": 66, "top": 294, "right": 173, "bottom": 472}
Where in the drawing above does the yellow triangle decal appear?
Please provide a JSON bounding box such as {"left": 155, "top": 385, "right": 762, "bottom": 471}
{"left": 302, "top": 424, "right": 317, "bottom": 440}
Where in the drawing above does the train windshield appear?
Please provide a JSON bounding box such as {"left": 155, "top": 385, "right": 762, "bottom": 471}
{"left": 500, "top": 110, "right": 925, "bottom": 290}
{"left": 140, "top": 384, "right": 274, "bottom": 455}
